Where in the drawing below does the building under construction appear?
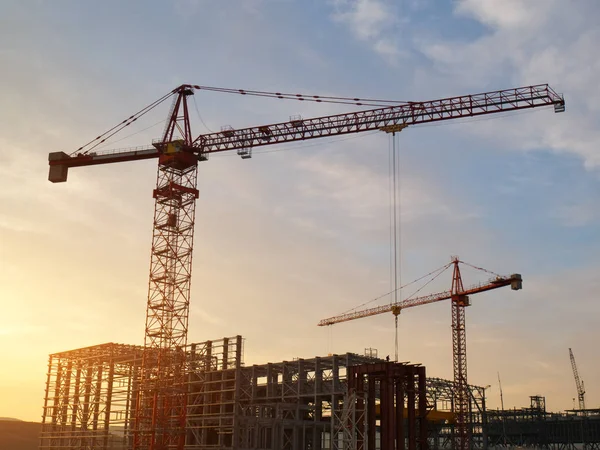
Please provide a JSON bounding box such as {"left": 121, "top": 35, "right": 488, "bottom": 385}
{"left": 40, "top": 335, "right": 489, "bottom": 450}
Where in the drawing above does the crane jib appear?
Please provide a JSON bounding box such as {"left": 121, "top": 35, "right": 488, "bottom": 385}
{"left": 318, "top": 273, "right": 522, "bottom": 326}
{"left": 47, "top": 83, "right": 564, "bottom": 183}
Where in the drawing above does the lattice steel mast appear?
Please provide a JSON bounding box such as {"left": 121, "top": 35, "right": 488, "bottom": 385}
{"left": 48, "top": 83, "right": 564, "bottom": 450}
{"left": 131, "top": 87, "right": 199, "bottom": 449}
{"left": 451, "top": 258, "right": 470, "bottom": 450}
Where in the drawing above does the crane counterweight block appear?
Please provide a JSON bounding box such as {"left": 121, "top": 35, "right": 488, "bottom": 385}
{"left": 510, "top": 273, "right": 523, "bottom": 290}
{"left": 48, "top": 151, "right": 70, "bottom": 183}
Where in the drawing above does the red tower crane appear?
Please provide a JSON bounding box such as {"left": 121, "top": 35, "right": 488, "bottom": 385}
{"left": 318, "top": 258, "right": 524, "bottom": 450}
{"left": 48, "top": 84, "right": 564, "bottom": 450}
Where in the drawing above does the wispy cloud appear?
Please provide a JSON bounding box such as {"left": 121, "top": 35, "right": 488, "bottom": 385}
{"left": 416, "top": 0, "right": 600, "bottom": 169}
{"left": 329, "top": 0, "right": 405, "bottom": 63}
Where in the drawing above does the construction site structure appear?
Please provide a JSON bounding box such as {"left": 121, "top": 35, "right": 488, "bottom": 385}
{"left": 320, "top": 258, "right": 522, "bottom": 450}
{"left": 569, "top": 348, "right": 586, "bottom": 412}
{"left": 40, "top": 335, "right": 492, "bottom": 450}
{"left": 487, "top": 396, "right": 600, "bottom": 449}
{"left": 47, "top": 83, "right": 565, "bottom": 450}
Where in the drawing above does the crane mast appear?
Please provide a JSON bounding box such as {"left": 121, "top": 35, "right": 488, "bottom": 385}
{"left": 134, "top": 87, "right": 199, "bottom": 449}
{"left": 48, "top": 83, "right": 563, "bottom": 450}
{"left": 569, "top": 348, "right": 586, "bottom": 411}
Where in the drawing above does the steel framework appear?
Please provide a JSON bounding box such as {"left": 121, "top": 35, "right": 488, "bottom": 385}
{"left": 40, "top": 343, "right": 143, "bottom": 449}
{"left": 41, "top": 337, "right": 491, "bottom": 450}
{"left": 346, "top": 362, "right": 428, "bottom": 450}
{"left": 487, "top": 396, "right": 600, "bottom": 450}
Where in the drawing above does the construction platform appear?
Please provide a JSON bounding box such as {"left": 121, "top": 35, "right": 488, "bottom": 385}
{"left": 40, "top": 336, "right": 487, "bottom": 450}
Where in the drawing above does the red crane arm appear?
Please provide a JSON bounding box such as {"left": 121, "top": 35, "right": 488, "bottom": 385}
{"left": 192, "top": 84, "right": 563, "bottom": 153}
{"left": 317, "top": 273, "right": 522, "bottom": 326}
{"left": 48, "top": 84, "right": 564, "bottom": 182}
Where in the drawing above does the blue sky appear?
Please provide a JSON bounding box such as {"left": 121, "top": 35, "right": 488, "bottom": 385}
{"left": 1, "top": 0, "right": 599, "bottom": 420}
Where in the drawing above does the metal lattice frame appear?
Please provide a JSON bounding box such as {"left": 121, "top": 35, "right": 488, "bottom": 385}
{"left": 133, "top": 86, "right": 200, "bottom": 450}
{"left": 41, "top": 340, "right": 492, "bottom": 450}
{"left": 451, "top": 258, "right": 470, "bottom": 450}
{"left": 487, "top": 398, "right": 600, "bottom": 450}
{"left": 40, "top": 343, "right": 143, "bottom": 449}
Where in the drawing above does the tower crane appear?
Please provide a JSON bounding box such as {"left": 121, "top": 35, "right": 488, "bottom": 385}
{"left": 569, "top": 348, "right": 586, "bottom": 411}
{"left": 319, "top": 258, "right": 524, "bottom": 450}
{"left": 48, "top": 84, "right": 564, "bottom": 450}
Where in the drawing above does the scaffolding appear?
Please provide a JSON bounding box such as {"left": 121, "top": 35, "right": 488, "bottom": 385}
{"left": 40, "top": 337, "right": 487, "bottom": 450}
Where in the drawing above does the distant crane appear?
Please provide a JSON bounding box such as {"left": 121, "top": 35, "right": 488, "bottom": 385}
{"left": 497, "top": 372, "right": 509, "bottom": 446}
{"left": 48, "top": 84, "right": 564, "bottom": 450}
{"left": 319, "top": 258, "right": 523, "bottom": 450}
{"left": 569, "top": 348, "right": 586, "bottom": 411}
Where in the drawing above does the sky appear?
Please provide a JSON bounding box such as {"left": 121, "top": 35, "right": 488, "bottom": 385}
{"left": 1, "top": 0, "right": 599, "bottom": 421}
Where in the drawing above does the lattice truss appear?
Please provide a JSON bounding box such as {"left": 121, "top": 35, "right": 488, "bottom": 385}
{"left": 40, "top": 343, "right": 143, "bottom": 450}
{"left": 40, "top": 337, "right": 241, "bottom": 450}
{"left": 135, "top": 145, "right": 200, "bottom": 450}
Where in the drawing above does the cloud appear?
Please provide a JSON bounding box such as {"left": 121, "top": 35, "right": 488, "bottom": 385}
{"left": 415, "top": 0, "right": 600, "bottom": 169}
{"left": 455, "top": 0, "right": 552, "bottom": 29}
{"left": 330, "top": 0, "right": 404, "bottom": 63}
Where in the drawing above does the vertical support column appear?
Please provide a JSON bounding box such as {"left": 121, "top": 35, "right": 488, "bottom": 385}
{"left": 223, "top": 337, "right": 229, "bottom": 370}
{"left": 103, "top": 359, "right": 115, "bottom": 448}
{"left": 368, "top": 377, "right": 376, "bottom": 450}
{"left": 417, "top": 367, "right": 427, "bottom": 450}
{"left": 283, "top": 362, "right": 292, "bottom": 397}
{"left": 381, "top": 375, "right": 390, "bottom": 450}
{"left": 482, "top": 388, "right": 488, "bottom": 450}
{"left": 314, "top": 357, "right": 323, "bottom": 450}
{"left": 72, "top": 364, "right": 82, "bottom": 445}
{"left": 298, "top": 359, "right": 306, "bottom": 396}
{"left": 60, "top": 361, "right": 72, "bottom": 427}
{"left": 386, "top": 370, "right": 396, "bottom": 450}
{"left": 219, "top": 337, "right": 230, "bottom": 448}
{"left": 125, "top": 364, "right": 134, "bottom": 448}
{"left": 232, "top": 335, "right": 243, "bottom": 449}
{"left": 92, "top": 363, "right": 103, "bottom": 447}
{"left": 332, "top": 356, "right": 339, "bottom": 449}
{"left": 267, "top": 364, "right": 274, "bottom": 399}
{"left": 407, "top": 369, "right": 416, "bottom": 450}
{"left": 356, "top": 373, "right": 365, "bottom": 450}
{"left": 82, "top": 365, "right": 93, "bottom": 447}
{"left": 206, "top": 340, "right": 213, "bottom": 371}
{"left": 396, "top": 371, "right": 405, "bottom": 450}
{"left": 51, "top": 362, "right": 62, "bottom": 427}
